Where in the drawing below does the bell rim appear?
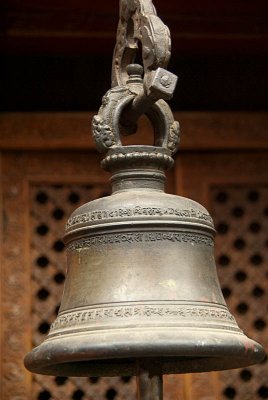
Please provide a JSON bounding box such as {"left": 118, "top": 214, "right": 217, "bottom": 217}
{"left": 25, "top": 327, "right": 265, "bottom": 377}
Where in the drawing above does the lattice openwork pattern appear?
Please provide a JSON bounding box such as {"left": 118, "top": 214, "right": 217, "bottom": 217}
{"left": 30, "top": 184, "right": 137, "bottom": 400}
{"left": 212, "top": 186, "right": 268, "bottom": 400}
{"left": 30, "top": 183, "right": 267, "bottom": 399}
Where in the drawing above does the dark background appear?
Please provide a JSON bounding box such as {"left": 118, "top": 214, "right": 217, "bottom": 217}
{"left": 1, "top": 0, "right": 268, "bottom": 111}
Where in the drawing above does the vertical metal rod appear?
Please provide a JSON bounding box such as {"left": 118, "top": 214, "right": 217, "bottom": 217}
{"left": 136, "top": 360, "right": 163, "bottom": 400}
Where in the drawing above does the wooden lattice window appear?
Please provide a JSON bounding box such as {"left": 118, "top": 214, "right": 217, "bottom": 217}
{"left": 212, "top": 186, "right": 268, "bottom": 400}
{"left": 28, "top": 184, "right": 268, "bottom": 399}
{"left": 30, "top": 184, "right": 139, "bottom": 400}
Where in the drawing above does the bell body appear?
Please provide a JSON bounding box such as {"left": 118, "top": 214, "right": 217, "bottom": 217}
{"left": 25, "top": 146, "right": 265, "bottom": 377}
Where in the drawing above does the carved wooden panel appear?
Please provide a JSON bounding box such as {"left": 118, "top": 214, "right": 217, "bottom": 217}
{"left": 0, "top": 151, "right": 109, "bottom": 399}
{"left": 29, "top": 183, "right": 185, "bottom": 399}
{"left": 1, "top": 147, "right": 267, "bottom": 400}
{"left": 176, "top": 152, "right": 268, "bottom": 400}
{"left": 30, "top": 183, "right": 138, "bottom": 400}
{"left": 0, "top": 151, "right": 184, "bottom": 399}
{"left": 1, "top": 152, "right": 32, "bottom": 399}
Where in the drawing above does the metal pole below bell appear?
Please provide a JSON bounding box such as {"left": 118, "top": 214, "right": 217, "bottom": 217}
{"left": 137, "top": 360, "right": 163, "bottom": 400}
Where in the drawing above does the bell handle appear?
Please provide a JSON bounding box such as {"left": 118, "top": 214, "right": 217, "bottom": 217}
{"left": 92, "top": 88, "right": 180, "bottom": 158}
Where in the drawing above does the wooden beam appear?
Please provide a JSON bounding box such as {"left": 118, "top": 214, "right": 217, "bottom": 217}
{"left": 0, "top": 112, "right": 267, "bottom": 151}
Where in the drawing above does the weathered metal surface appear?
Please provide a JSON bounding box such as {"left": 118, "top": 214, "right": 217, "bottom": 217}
{"left": 111, "top": 0, "right": 178, "bottom": 135}
{"left": 24, "top": 142, "right": 265, "bottom": 376}
{"left": 24, "top": 1, "right": 265, "bottom": 398}
{"left": 111, "top": 0, "right": 171, "bottom": 89}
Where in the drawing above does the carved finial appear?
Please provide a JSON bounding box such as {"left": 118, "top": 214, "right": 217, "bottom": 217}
{"left": 112, "top": 0, "right": 171, "bottom": 88}
{"left": 126, "top": 64, "right": 144, "bottom": 84}
{"left": 92, "top": 0, "right": 180, "bottom": 169}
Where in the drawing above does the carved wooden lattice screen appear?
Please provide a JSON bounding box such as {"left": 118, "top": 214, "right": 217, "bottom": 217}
{"left": 1, "top": 129, "right": 267, "bottom": 400}
{"left": 212, "top": 186, "right": 268, "bottom": 400}
{"left": 30, "top": 184, "right": 268, "bottom": 400}
{"left": 30, "top": 184, "right": 138, "bottom": 400}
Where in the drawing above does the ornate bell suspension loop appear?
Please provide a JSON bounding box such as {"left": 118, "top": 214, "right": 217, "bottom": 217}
{"left": 24, "top": 1, "right": 265, "bottom": 399}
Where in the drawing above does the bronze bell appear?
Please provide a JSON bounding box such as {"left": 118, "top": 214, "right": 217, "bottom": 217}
{"left": 24, "top": 100, "right": 265, "bottom": 379}
{"left": 25, "top": 0, "right": 265, "bottom": 396}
